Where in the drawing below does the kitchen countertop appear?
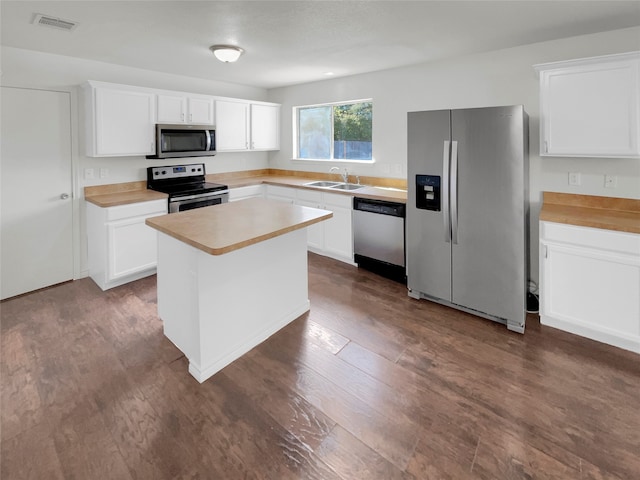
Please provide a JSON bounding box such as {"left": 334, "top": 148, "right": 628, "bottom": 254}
{"left": 84, "top": 181, "right": 167, "bottom": 207}
{"left": 84, "top": 171, "right": 407, "bottom": 207}
{"left": 539, "top": 192, "right": 640, "bottom": 234}
{"left": 222, "top": 175, "right": 408, "bottom": 203}
{"left": 145, "top": 197, "right": 332, "bottom": 255}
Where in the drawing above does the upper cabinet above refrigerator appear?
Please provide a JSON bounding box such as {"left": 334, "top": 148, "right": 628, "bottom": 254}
{"left": 535, "top": 52, "right": 640, "bottom": 158}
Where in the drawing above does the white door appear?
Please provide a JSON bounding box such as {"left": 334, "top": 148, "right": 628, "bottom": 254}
{"left": 1, "top": 87, "right": 73, "bottom": 299}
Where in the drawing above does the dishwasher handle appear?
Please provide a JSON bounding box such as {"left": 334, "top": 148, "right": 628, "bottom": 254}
{"left": 353, "top": 197, "right": 405, "bottom": 217}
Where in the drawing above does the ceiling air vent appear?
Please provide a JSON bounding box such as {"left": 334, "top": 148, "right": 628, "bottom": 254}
{"left": 32, "top": 13, "right": 78, "bottom": 32}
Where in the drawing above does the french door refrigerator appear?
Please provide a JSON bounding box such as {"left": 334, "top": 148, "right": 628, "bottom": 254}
{"left": 406, "top": 105, "right": 529, "bottom": 333}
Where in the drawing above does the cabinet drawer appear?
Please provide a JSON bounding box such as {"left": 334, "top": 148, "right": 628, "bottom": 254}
{"left": 229, "top": 185, "right": 264, "bottom": 201}
{"left": 106, "top": 199, "right": 167, "bottom": 221}
{"left": 541, "top": 221, "right": 640, "bottom": 256}
{"left": 322, "top": 192, "right": 353, "bottom": 209}
{"left": 296, "top": 188, "right": 322, "bottom": 203}
{"left": 266, "top": 185, "right": 296, "bottom": 198}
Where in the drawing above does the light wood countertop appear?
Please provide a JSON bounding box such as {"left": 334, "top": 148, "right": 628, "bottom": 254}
{"left": 540, "top": 192, "right": 640, "bottom": 234}
{"left": 222, "top": 175, "right": 407, "bottom": 203}
{"left": 84, "top": 171, "right": 407, "bottom": 208}
{"left": 85, "top": 181, "right": 167, "bottom": 207}
{"left": 145, "top": 197, "right": 332, "bottom": 255}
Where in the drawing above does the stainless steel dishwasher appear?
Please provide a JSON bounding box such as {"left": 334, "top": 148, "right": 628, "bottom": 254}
{"left": 353, "top": 197, "right": 406, "bottom": 283}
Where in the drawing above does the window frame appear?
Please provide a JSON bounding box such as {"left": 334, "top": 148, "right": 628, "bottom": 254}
{"left": 293, "top": 98, "right": 374, "bottom": 164}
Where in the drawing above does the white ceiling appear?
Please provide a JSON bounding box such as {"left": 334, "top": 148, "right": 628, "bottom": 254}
{"left": 2, "top": 1, "right": 639, "bottom": 89}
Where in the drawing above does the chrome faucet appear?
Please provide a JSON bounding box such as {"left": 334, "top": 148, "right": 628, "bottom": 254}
{"left": 330, "top": 166, "right": 349, "bottom": 183}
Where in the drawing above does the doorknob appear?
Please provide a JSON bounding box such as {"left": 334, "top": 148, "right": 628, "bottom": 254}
{"left": 60, "top": 193, "right": 70, "bottom": 200}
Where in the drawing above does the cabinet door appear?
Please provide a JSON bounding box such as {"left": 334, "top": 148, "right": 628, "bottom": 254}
{"left": 94, "top": 87, "right": 155, "bottom": 156}
{"left": 107, "top": 214, "right": 161, "bottom": 280}
{"left": 215, "top": 100, "right": 249, "bottom": 151}
{"left": 157, "top": 94, "right": 186, "bottom": 123}
{"left": 250, "top": 104, "right": 280, "bottom": 150}
{"left": 541, "top": 241, "right": 640, "bottom": 339}
{"left": 538, "top": 53, "right": 640, "bottom": 158}
{"left": 296, "top": 199, "right": 324, "bottom": 250}
{"left": 188, "top": 97, "right": 214, "bottom": 125}
{"left": 322, "top": 193, "right": 353, "bottom": 261}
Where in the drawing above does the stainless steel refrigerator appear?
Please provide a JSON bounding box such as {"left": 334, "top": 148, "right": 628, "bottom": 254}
{"left": 406, "top": 105, "right": 529, "bottom": 333}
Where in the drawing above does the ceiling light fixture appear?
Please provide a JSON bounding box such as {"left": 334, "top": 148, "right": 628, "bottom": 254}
{"left": 209, "top": 45, "right": 244, "bottom": 63}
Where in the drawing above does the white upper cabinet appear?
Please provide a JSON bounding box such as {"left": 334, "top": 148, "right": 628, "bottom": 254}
{"left": 535, "top": 52, "right": 640, "bottom": 158}
{"left": 251, "top": 103, "right": 280, "bottom": 150}
{"left": 157, "top": 94, "right": 214, "bottom": 125}
{"left": 84, "top": 81, "right": 156, "bottom": 157}
{"left": 215, "top": 100, "right": 249, "bottom": 151}
{"left": 216, "top": 100, "right": 281, "bottom": 152}
{"left": 83, "top": 81, "right": 280, "bottom": 157}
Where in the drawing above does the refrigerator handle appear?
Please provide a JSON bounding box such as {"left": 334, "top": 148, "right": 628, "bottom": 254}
{"left": 442, "top": 140, "right": 451, "bottom": 243}
{"left": 450, "top": 141, "right": 459, "bottom": 245}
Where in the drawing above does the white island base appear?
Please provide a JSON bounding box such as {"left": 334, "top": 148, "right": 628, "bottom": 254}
{"left": 157, "top": 228, "right": 309, "bottom": 383}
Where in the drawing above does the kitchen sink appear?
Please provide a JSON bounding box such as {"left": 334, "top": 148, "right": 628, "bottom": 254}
{"left": 330, "top": 183, "right": 365, "bottom": 190}
{"left": 304, "top": 181, "right": 341, "bottom": 187}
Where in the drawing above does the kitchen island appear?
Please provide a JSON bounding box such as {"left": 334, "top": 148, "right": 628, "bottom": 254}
{"left": 146, "top": 198, "right": 332, "bottom": 382}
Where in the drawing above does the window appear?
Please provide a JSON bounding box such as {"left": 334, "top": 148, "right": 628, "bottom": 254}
{"left": 295, "top": 100, "right": 372, "bottom": 161}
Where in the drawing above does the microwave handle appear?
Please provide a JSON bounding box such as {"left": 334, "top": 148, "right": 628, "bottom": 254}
{"left": 205, "top": 131, "right": 212, "bottom": 152}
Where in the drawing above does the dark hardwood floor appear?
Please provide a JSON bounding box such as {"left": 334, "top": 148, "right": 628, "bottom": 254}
{"left": 2, "top": 253, "right": 639, "bottom": 479}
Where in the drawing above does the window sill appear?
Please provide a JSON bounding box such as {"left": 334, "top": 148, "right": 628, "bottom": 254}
{"left": 292, "top": 158, "right": 376, "bottom": 165}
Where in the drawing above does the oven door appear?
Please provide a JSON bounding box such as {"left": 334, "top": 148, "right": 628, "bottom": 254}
{"left": 169, "top": 191, "right": 229, "bottom": 213}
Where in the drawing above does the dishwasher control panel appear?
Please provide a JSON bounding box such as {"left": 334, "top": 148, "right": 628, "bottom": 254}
{"left": 415, "top": 174, "right": 441, "bottom": 211}
{"left": 353, "top": 198, "right": 405, "bottom": 217}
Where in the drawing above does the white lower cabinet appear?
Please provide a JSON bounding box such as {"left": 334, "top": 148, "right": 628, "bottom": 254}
{"left": 295, "top": 189, "right": 325, "bottom": 252}
{"left": 320, "top": 192, "right": 353, "bottom": 263}
{"left": 229, "top": 185, "right": 265, "bottom": 202}
{"left": 265, "top": 185, "right": 354, "bottom": 264}
{"left": 87, "top": 199, "right": 167, "bottom": 290}
{"left": 265, "top": 185, "right": 296, "bottom": 204}
{"left": 540, "top": 221, "right": 640, "bottom": 353}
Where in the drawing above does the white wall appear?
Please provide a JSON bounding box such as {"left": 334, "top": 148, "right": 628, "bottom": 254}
{"left": 1, "top": 46, "right": 271, "bottom": 187}
{"left": 0, "top": 46, "right": 271, "bottom": 278}
{"left": 267, "top": 26, "right": 640, "bottom": 286}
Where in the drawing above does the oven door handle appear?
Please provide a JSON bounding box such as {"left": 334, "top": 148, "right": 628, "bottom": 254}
{"left": 205, "top": 131, "right": 212, "bottom": 152}
{"left": 168, "top": 190, "right": 229, "bottom": 203}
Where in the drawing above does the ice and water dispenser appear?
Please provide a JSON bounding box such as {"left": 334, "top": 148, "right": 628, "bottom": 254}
{"left": 415, "top": 175, "right": 441, "bottom": 211}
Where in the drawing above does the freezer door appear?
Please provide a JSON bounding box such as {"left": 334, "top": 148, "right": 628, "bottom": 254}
{"left": 406, "top": 110, "right": 452, "bottom": 301}
{"left": 450, "top": 106, "right": 527, "bottom": 326}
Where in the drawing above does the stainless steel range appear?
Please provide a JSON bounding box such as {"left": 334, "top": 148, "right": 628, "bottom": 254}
{"left": 147, "top": 163, "right": 229, "bottom": 213}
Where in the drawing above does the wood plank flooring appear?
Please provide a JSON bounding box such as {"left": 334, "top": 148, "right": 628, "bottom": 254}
{"left": 2, "top": 252, "right": 639, "bottom": 479}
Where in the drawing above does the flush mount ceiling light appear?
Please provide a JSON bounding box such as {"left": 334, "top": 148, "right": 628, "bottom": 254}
{"left": 209, "top": 45, "right": 244, "bottom": 63}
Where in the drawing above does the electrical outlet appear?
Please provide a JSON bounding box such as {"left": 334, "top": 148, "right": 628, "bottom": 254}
{"left": 568, "top": 172, "right": 581, "bottom": 186}
{"left": 84, "top": 168, "right": 95, "bottom": 179}
{"left": 99, "top": 168, "right": 109, "bottom": 179}
{"left": 604, "top": 174, "right": 617, "bottom": 188}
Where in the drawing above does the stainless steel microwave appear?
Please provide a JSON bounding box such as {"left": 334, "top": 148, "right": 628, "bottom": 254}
{"left": 147, "top": 124, "right": 216, "bottom": 159}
